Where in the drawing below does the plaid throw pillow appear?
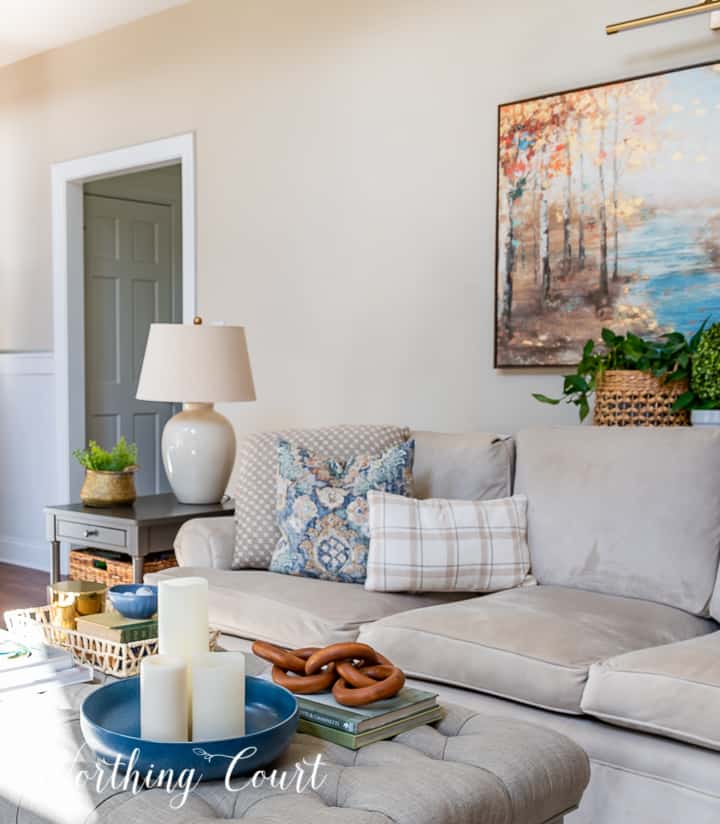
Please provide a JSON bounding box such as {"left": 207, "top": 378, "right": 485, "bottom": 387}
{"left": 365, "top": 491, "right": 530, "bottom": 593}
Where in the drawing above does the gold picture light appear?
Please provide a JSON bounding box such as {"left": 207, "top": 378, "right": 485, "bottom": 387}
{"left": 607, "top": 0, "right": 720, "bottom": 34}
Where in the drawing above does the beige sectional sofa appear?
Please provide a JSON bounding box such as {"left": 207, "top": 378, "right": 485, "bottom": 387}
{"left": 147, "top": 426, "right": 720, "bottom": 824}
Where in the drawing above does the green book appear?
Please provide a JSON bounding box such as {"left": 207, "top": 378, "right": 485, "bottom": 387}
{"left": 75, "top": 613, "right": 158, "bottom": 644}
{"left": 298, "top": 706, "right": 445, "bottom": 750}
{"left": 297, "top": 685, "right": 438, "bottom": 734}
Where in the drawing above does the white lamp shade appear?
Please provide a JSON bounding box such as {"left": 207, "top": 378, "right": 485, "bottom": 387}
{"left": 136, "top": 323, "right": 256, "bottom": 403}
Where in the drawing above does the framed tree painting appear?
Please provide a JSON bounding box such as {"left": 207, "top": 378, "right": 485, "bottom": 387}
{"left": 494, "top": 60, "right": 720, "bottom": 367}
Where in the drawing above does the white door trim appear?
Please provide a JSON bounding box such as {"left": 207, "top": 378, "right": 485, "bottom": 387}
{"left": 51, "top": 132, "right": 197, "bottom": 503}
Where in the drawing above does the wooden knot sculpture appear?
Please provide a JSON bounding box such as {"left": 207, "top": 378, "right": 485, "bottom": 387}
{"left": 252, "top": 641, "right": 405, "bottom": 706}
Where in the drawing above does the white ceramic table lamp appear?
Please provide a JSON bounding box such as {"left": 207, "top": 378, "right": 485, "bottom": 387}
{"left": 136, "top": 318, "right": 255, "bottom": 504}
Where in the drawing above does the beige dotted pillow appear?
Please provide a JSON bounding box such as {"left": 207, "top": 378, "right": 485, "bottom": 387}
{"left": 232, "top": 425, "right": 410, "bottom": 569}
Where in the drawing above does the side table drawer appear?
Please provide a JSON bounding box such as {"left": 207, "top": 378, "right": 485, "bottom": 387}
{"left": 56, "top": 519, "right": 127, "bottom": 548}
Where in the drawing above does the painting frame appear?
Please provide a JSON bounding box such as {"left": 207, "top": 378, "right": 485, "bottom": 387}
{"left": 493, "top": 58, "right": 720, "bottom": 369}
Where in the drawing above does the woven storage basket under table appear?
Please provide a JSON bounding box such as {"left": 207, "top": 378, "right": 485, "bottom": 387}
{"left": 69, "top": 548, "right": 177, "bottom": 586}
{"left": 4, "top": 606, "right": 220, "bottom": 678}
{"left": 593, "top": 369, "right": 690, "bottom": 427}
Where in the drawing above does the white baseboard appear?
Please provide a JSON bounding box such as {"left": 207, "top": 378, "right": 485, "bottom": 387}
{"left": 0, "top": 535, "right": 49, "bottom": 572}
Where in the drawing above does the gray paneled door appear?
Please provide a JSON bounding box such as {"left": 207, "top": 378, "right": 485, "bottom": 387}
{"left": 84, "top": 194, "right": 175, "bottom": 495}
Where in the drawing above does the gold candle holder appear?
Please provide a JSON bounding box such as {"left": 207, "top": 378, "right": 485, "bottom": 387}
{"left": 50, "top": 581, "right": 106, "bottom": 630}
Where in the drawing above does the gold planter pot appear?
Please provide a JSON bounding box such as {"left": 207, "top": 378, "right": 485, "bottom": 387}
{"left": 80, "top": 468, "right": 137, "bottom": 507}
{"left": 50, "top": 580, "right": 106, "bottom": 630}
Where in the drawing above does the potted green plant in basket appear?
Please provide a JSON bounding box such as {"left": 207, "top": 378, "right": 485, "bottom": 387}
{"left": 533, "top": 325, "right": 706, "bottom": 426}
{"left": 689, "top": 322, "right": 720, "bottom": 427}
{"left": 73, "top": 437, "right": 139, "bottom": 507}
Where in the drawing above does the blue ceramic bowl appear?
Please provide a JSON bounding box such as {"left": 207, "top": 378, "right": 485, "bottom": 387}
{"left": 80, "top": 675, "right": 298, "bottom": 781}
{"left": 107, "top": 584, "right": 158, "bottom": 619}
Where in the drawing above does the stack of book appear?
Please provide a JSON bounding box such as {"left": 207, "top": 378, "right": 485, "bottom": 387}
{"left": 0, "top": 630, "right": 93, "bottom": 696}
{"left": 75, "top": 612, "right": 158, "bottom": 643}
{"left": 297, "top": 686, "right": 443, "bottom": 749}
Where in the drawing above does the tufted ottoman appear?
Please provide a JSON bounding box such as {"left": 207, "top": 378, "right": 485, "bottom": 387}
{"left": 1, "top": 681, "right": 588, "bottom": 824}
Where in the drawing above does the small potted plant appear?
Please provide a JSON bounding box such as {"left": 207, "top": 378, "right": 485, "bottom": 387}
{"left": 533, "top": 326, "right": 704, "bottom": 425}
{"left": 689, "top": 322, "right": 720, "bottom": 427}
{"left": 73, "top": 437, "right": 139, "bottom": 507}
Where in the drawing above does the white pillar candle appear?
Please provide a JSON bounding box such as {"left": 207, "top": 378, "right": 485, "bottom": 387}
{"left": 158, "top": 577, "right": 209, "bottom": 660}
{"left": 140, "top": 654, "right": 189, "bottom": 741}
{"left": 191, "top": 652, "right": 246, "bottom": 741}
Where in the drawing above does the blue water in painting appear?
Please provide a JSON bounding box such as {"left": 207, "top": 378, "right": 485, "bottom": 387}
{"left": 619, "top": 208, "right": 720, "bottom": 336}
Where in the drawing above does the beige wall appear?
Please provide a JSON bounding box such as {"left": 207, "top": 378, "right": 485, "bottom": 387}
{"left": 1, "top": 0, "right": 719, "bottom": 435}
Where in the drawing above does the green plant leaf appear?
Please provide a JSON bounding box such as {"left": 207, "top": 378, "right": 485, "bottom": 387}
{"left": 532, "top": 393, "right": 561, "bottom": 405}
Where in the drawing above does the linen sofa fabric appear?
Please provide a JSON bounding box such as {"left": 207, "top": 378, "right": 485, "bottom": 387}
{"left": 411, "top": 431, "right": 514, "bottom": 501}
{"left": 144, "top": 565, "right": 467, "bottom": 647}
{"left": 365, "top": 491, "right": 530, "bottom": 592}
{"left": 358, "top": 585, "right": 715, "bottom": 713}
{"left": 710, "top": 571, "right": 720, "bottom": 622}
{"left": 174, "top": 516, "right": 235, "bottom": 569}
{"left": 514, "top": 427, "right": 720, "bottom": 615}
{"left": 232, "top": 425, "right": 410, "bottom": 569}
{"left": 271, "top": 439, "right": 414, "bottom": 583}
{"left": 581, "top": 631, "right": 720, "bottom": 751}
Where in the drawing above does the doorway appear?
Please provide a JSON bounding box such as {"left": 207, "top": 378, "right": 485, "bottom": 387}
{"left": 52, "top": 133, "right": 197, "bottom": 505}
{"left": 83, "top": 165, "right": 182, "bottom": 495}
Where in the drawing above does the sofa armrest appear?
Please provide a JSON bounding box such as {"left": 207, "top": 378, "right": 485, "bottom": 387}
{"left": 174, "top": 516, "right": 235, "bottom": 569}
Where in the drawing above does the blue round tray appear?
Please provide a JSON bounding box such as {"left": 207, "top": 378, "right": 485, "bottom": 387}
{"left": 81, "top": 675, "right": 298, "bottom": 781}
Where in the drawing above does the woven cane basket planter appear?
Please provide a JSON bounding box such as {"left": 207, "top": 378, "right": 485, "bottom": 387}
{"left": 593, "top": 370, "right": 690, "bottom": 427}
{"left": 4, "top": 605, "right": 219, "bottom": 678}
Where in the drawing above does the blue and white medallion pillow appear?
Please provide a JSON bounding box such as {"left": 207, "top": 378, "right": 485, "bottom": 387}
{"left": 270, "top": 438, "right": 415, "bottom": 584}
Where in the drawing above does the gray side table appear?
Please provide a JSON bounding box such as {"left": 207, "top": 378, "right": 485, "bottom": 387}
{"left": 44, "top": 493, "right": 234, "bottom": 585}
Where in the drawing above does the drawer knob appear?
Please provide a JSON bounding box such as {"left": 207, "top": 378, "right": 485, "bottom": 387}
{"left": 84, "top": 529, "right": 99, "bottom": 538}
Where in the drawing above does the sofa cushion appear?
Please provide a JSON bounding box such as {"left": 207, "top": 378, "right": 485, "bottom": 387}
{"left": 144, "top": 566, "right": 467, "bottom": 648}
{"left": 515, "top": 427, "right": 720, "bottom": 615}
{"left": 365, "top": 491, "right": 530, "bottom": 592}
{"left": 411, "top": 431, "right": 514, "bottom": 501}
{"left": 233, "top": 425, "right": 410, "bottom": 570}
{"left": 357, "top": 585, "right": 715, "bottom": 714}
{"left": 581, "top": 632, "right": 720, "bottom": 751}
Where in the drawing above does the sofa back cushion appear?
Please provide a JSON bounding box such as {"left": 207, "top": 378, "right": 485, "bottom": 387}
{"left": 411, "top": 431, "right": 514, "bottom": 500}
{"left": 515, "top": 426, "right": 720, "bottom": 615}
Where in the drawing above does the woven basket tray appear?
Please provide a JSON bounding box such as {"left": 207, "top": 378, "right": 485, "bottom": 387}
{"left": 69, "top": 548, "right": 177, "bottom": 586}
{"left": 4, "top": 606, "right": 219, "bottom": 678}
{"left": 594, "top": 370, "right": 690, "bottom": 427}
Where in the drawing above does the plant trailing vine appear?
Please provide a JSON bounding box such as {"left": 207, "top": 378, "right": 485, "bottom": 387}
{"left": 533, "top": 324, "right": 708, "bottom": 422}
{"left": 73, "top": 437, "right": 139, "bottom": 472}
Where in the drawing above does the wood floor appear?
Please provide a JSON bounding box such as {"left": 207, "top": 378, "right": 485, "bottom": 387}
{"left": 0, "top": 563, "right": 49, "bottom": 627}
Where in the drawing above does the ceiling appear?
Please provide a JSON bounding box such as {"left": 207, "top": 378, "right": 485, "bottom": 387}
{"left": 0, "top": 0, "right": 191, "bottom": 68}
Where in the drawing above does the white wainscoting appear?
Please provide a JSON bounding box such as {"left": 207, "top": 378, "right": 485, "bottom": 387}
{"left": 0, "top": 352, "right": 58, "bottom": 572}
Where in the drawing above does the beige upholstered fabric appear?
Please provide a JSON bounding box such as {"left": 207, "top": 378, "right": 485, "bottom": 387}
{"left": 174, "top": 515, "right": 235, "bottom": 569}
{"left": 711, "top": 571, "right": 720, "bottom": 622}
{"left": 358, "top": 585, "right": 715, "bottom": 713}
{"left": 3, "top": 683, "right": 589, "bottom": 824}
{"left": 581, "top": 631, "right": 720, "bottom": 751}
{"left": 515, "top": 427, "right": 720, "bottom": 615}
{"left": 144, "top": 566, "right": 467, "bottom": 647}
{"left": 365, "top": 491, "right": 529, "bottom": 592}
{"left": 411, "top": 430, "right": 514, "bottom": 501}
{"left": 417, "top": 681, "right": 720, "bottom": 824}
{"left": 232, "top": 425, "right": 410, "bottom": 569}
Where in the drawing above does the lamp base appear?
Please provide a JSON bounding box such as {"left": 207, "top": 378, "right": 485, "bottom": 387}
{"left": 161, "top": 403, "right": 236, "bottom": 504}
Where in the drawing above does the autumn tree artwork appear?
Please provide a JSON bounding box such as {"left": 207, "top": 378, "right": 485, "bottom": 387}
{"left": 495, "top": 61, "right": 720, "bottom": 367}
